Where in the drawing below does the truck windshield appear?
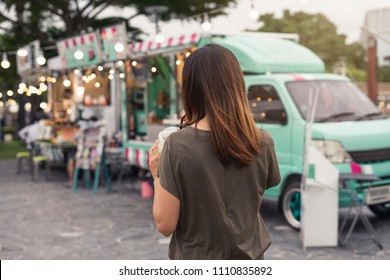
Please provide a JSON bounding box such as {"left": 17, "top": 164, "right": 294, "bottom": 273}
{"left": 286, "top": 80, "right": 386, "bottom": 122}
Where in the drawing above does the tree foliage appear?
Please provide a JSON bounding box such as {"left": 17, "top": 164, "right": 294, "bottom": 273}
{"left": 255, "top": 10, "right": 366, "bottom": 78}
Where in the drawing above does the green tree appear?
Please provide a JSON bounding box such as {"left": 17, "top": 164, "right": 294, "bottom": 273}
{"left": 378, "top": 66, "right": 390, "bottom": 82}
{"left": 254, "top": 10, "right": 366, "bottom": 79}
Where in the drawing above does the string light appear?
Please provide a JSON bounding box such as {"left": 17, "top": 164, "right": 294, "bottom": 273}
{"left": 19, "top": 82, "right": 27, "bottom": 89}
{"left": 114, "top": 42, "right": 124, "bottom": 53}
{"left": 24, "top": 103, "right": 32, "bottom": 112}
{"left": 1, "top": 53, "right": 10, "bottom": 69}
{"left": 39, "top": 83, "right": 48, "bottom": 91}
{"left": 40, "top": 102, "right": 48, "bottom": 110}
{"left": 155, "top": 32, "right": 165, "bottom": 43}
{"left": 0, "top": 0, "right": 265, "bottom": 106}
{"left": 36, "top": 50, "right": 46, "bottom": 65}
{"left": 17, "top": 48, "right": 28, "bottom": 57}
{"left": 63, "top": 76, "right": 71, "bottom": 87}
{"left": 28, "top": 86, "right": 37, "bottom": 94}
{"left": 74, "top": 49, "right": 84, "bottom": 60}
{"left": 201, "top": 14, "right": 212, "bottom": 32}
{"left": 249, "top": 1, "right": 259, "bottom": 19}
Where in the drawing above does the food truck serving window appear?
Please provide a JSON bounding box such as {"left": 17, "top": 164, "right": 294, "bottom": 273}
{"left": 83, "top": 74, "right": 110, "bottom": 107}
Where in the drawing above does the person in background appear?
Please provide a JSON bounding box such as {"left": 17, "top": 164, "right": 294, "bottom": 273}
{"left": 148, "top": 44, "right": 281, "bottom": 260}
{"left": 18, "top": 111, "right": 48, "bottom": 150}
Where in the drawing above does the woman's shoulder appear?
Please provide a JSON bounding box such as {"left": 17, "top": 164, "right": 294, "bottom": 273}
{"left": 165, "top": 126, "right": 193, "bottom": 144}
{"left": 258, "top": 129, "right": 275, "bottom": 147}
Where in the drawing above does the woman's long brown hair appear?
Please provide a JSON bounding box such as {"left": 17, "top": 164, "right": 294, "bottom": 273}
{"left": 182, "top": 44, "right": 262, "bottom": 167}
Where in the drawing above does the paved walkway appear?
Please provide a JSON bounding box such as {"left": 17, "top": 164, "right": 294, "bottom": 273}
{"left": 0, "top": 159, "right": 389, "bottom": 259}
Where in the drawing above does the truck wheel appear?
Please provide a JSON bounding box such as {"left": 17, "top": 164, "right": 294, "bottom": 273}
{"left": 281, "top": 181, "right": 301, "bottom": 229}
{"left": 368, "top": 202, "right": 390, "bottom": 217}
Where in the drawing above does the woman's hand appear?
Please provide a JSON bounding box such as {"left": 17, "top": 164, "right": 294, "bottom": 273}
{"left": 148, "top": 140, "right": 160, "bottom": 180}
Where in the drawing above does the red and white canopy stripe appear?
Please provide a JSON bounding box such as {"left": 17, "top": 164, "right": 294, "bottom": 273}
{"left": 59, "top": 33, "right": 98, "bottom": 50}
{"left": 129, "top": 32, "right": 199, "bottom": 54}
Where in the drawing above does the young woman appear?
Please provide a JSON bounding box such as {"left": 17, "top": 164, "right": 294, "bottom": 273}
{"left": 148, "top": 44, "right": 281, "bottom": 259}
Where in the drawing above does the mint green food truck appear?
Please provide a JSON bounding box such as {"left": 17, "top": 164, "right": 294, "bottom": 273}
{"left": 123, "top": 32, "right": 390, "bottom": 229}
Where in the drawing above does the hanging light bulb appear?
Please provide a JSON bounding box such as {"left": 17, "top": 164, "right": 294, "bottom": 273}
{"left": 19, "top": 82, "right": 27, "bottom": 89}
{"left": 17, "top": 48, "right": 28, "bottom": 57}
{"left": 63, "top": 75, "right": 71, "bottom": 87}
{"left": 249, "top": 2, "right": 259, "bottom": 19}
{"left": 39, "top": 83, "right": 48, "bottom": 91}
{"left": 40, "top": 102, "right": 48, "bottom": 110}
{"left": 36, "top": 50, "right": 46, "bottom": 66}
{"left": 1, "top": 53, "right": 10, "bottom": 69}
{"left": 201, "top": 14, "right": 212, "bottom": 32}
{"left": 114, "top": 42, "right": 124, "bottom": 53}
{"left": 74, "top": 49, "right": 84, "bottom": 60}
{"left": 24, "top": 103, "right": 32, "bottom": 112}
{"left": 28, "top": 86, "right": 37, "bottom": 94}
{"left": 155, "top": 32, "right": 165, "bottom": 43}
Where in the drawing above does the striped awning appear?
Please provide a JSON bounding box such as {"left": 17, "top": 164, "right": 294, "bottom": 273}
{"left": 129, "top": 32, "right": 199, "bottom": 55}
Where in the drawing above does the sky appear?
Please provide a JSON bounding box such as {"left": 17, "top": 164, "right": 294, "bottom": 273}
{"left": 102, "top": 0, "right": 390, "bottom": 44}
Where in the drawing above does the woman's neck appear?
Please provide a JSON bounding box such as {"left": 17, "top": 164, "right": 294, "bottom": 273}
{"left": 191, "top": 117, "right": 210, "bottom": 131}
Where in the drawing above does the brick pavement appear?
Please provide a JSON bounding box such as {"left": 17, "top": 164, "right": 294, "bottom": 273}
{"left": 0, "top": 159, "right": 389, "bottom": 260}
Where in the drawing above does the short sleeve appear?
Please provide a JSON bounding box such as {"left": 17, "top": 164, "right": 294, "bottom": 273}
{"left": 266, "top": 135, "right": 281, "bottom": 189}
{"left": 158, "top": 139, "right": 180, "bottom": 199}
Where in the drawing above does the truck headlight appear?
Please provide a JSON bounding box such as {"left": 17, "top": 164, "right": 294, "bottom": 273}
{"left": 311, "top": 140, "right": 353, "bottom": 164}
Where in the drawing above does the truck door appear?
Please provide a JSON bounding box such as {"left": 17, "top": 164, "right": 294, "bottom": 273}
{"left": 247, "top": 83, "right": 292, "bottom": 197}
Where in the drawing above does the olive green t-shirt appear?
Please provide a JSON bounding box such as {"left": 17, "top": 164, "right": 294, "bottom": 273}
{"left": 158, "top": 126, "right": 281, "bottom": 260}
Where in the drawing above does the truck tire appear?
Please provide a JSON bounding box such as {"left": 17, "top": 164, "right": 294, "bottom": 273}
{"left": 281, "top": 181, "right": 301, "bottom": 229}
{"left": 368, "top": 202, "right": 390, "bottom": 217}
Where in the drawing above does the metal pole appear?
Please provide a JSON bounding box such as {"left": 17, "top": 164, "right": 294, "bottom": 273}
{"left": 367, "top": 37, "right": 378, "bottom": 103}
